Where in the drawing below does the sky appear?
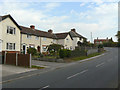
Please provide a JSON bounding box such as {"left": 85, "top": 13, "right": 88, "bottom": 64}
{"left": 0, "top": 0, "right": 118, "bottom": 42}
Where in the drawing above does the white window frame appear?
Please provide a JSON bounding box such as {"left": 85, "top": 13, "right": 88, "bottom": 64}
{"left": 7, "top": 26, "right": 16, "bottom": 35}
{"left": 66, "top": 38, "right": 69, "bottom": 43}
{"left": 27, "top": 34, "right": 31, "bottom": 39}
{"left": 6, "top": 43, "right": 16, "bottom": 50}
{"left": 42, "top": 46, "right": 47, "bottom": 52}
{"left": 43, "top": 37, "right": 47, "bottom": 41}
{"left": 35, "top": 36, "right": 39, "bottom": 40}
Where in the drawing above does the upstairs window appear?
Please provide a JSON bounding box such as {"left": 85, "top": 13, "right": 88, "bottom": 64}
{"left": 36, "top": 36, "right": 39, "bottom": 40}
{"left": 43, "top": 37, "right": 47, "bottom": 41}
{"left": 27, "top": 35, "right": 31, "bottom": 39}
{"left": 66, "top": 38, "right": 69, "bottom": 43}
{"left": 7, "top": 26, "right": 16, "bottom": 35}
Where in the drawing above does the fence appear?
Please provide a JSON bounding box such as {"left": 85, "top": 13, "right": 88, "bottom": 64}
{"left": 3, "top": 52, "right": 31, "bottom": 67}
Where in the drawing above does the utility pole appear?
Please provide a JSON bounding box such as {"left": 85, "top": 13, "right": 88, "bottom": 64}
{"left": 91, "top": 32, "right": 93, "bottom": 43}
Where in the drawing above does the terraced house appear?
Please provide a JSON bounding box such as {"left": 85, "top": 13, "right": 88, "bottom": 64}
{"left": 20, "top": 25, "right": 56, "bottom": 54}
{"left": 0, "top": 14, "right": 86, "bottom": 54}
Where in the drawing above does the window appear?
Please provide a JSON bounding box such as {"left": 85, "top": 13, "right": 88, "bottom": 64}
{"left": 66, "top": 38, "right": 69, "bottom": 43}
{"left": 7, "top": 26, "right": 16, "bottom": 34}
{"left": 42, "top": 46, "right": 47, "bottom": 52}
{"left": 6, "top": 43, "right": 15, "bottom": 50}
{"left": 43, "top": 37, "right": 47, "bottom": 41}
{"left": 79, "top": 37, "right": 82, "bottom": 40}
{"left": 53, "top": 39, "right": 56, "bottom": 43}
{"left": 36, "top": 36, "right": 39, "bottom": 40}
{"left": 29, "top": 44, "right": 35, "bottom": 48}
{"left": 27, "top": 35, "right": 31, "bottom": 39}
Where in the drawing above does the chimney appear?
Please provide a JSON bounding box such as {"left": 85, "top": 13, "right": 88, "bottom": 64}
{"left": 48, "top": 29, "right": 53, "bottom": 33}
{"left": 71, "top": 28, "right": 76, "bottom": 32}
{"left": 30, "top": 25, "right": 35, "bottom": 30}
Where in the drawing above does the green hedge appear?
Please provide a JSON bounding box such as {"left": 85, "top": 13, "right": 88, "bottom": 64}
{"left": 59, "top": 49, "right": 71, "bottom": 58}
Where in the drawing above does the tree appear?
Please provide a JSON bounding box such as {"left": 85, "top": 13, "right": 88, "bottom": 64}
{"left": 116, "top": 31, "right": 120, "bottom": 42}
{"left": 27, "top": 48, "right": 37, "bottom": 56}
{"left": 47, "top": 44, "right": 64, "bottom": 56}
{"left": 115, "top": 31, "right": 120, "bottom": 47}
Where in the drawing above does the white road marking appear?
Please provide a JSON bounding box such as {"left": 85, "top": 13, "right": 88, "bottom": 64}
{"left": 42, "top": 85, "right": 50, "bottom": 89}
{"left": 96, "top": 62, "right": 105, "bottom": 67}
{"left": 67, "top": 69, "right": 88, "bottom": 79}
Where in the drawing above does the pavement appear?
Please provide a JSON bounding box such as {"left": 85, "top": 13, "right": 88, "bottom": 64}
{"left": 2, "top": 65, "right": 37, "bottom": 77}
{"left": 2, "top": 47, "right": 118, "bottom": 88}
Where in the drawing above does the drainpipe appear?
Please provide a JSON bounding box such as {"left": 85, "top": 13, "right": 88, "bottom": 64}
{"left": 40, "top": 37, "right": 42, "bottom": 53}
{"left": 20, "top": 33, "right": 22, "bottom": 53}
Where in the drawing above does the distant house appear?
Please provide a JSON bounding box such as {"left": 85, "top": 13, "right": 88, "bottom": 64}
{"left": 0, "top": 15, "right": 21, "bottom": 53}
{"left": 69, "top": 29, "right": 87, "bottom": 50}
{"left": 94, "top": 37, "right": 109, "bottom": 45}
{"left": 54, "top": 32, "right": 73, "bottom": 50}
{"left": 55, "top": 29, "right": 86, "bottom": 50}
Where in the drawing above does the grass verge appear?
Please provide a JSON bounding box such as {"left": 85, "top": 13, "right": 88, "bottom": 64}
{"left": 31, "top": 65, "right": 45, "bottom": 69}
{"left": 71, "top": 51, "right": 105, "bottom": 61}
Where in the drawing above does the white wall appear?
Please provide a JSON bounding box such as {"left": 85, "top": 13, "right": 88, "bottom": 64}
{"left": 0, "top": 40, "right": 2, "bottom": 52}
{"left": 0, "top": 17, "right": 21, "bottom": 52}
{"left": 72, "top": 37, "right": 79, "bottom": 50}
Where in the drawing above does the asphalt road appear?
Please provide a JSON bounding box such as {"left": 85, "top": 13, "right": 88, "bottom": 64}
{"left": 2, "top": 47, "right": 119, "bottom": 89}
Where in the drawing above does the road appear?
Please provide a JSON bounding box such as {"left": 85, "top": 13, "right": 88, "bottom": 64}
{"left": 2, "top": 47, "right": 119, "bottom": 89}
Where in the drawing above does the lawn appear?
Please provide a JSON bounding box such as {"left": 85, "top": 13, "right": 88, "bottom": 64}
{"left": 71, "top": 51, "right": 105, "bottom": 61}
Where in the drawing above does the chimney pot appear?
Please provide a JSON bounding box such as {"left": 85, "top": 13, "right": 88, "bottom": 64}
{"left": 30, "top": 25, "right": 35, "bottom": 30}
{"left": 71, "top": 28, "right": 76, "bottom": 32}
{"left": 48, "top": 29, "right": 53, "bottom": 33}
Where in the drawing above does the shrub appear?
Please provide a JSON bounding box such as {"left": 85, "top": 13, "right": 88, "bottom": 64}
{"left": 59, "top": 49, "right": 71, "bottom": 58}
{"left": 27, "top": 48, "right": 37, "bottom": 56}
{"left": 98, "top": 44, "right": 103, "bottom": 48}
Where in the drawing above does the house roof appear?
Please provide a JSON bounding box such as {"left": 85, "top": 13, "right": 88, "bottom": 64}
{"left": 69, "top": 31, "right": 86, "bottom": 39}
{"left": 94, "top": 39, "right": 109, "bottom": 42}
{"left": 0, "top": 14, "right": 21, "bottom": 30}
{"left": 20, "top": 26, "right": 55, "bottom": 38}
{"left": 54, "top": 32, "right": 70, "bottom": 39}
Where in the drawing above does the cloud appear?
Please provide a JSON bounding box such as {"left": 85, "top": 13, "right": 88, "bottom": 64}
{"left": 0, "top": 1, "right": 118, "bottom": 42}
{"left": 80, "top": 3, "right": 85, "bottom": 7}
{"left": 44, "top": 3, "right": 60, "bottom": 10}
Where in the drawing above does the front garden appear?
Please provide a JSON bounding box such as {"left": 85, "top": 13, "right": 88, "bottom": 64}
{"left": 27, "top": 43, "right": 105, "bottom": 63}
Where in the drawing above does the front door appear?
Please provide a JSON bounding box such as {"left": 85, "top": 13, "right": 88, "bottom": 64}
{"left": 23, "top": 45, "right": 26, "bottom": 54}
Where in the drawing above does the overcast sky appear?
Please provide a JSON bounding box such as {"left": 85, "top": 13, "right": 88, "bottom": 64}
{"left": 0, "top": 0, "right": 118, "bottom": 42}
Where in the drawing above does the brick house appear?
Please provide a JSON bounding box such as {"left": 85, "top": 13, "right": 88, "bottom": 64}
{"left": 94, "top": 37, "right": 109, "bottom": 45}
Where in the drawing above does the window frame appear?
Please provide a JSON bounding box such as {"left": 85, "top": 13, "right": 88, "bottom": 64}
{"left": 6, "top": 43, "right": 16, "bottom": 50}
{"left": 7, "top": 26, "right": 16, "bottom": 35}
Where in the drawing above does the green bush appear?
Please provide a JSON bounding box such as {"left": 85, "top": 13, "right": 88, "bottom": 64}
{"left": 59, "top": 49, "right": 71, "bottom": 58}
{"left": 27, "top": 48, "right": 37, "bottom": 56}
{"left": 98, "top": 44, "right": 103, "bottom": 48}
